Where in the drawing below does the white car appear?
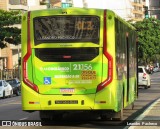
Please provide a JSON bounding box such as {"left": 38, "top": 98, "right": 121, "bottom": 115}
{"left": 138, "top": 66, "right": 151, "bottom": 89}
{"left": 0, "top": 80, "right": 13, "bottom": 98}
{"left": 153, "top": 67, "right": 159, "bottom": 72}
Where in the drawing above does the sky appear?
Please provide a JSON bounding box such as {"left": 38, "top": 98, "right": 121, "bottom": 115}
{"left": 86, "top": 0, "right": 106, "bottom": 9}
{"left": 28, "top": 0, "right": 37, "bottom": 6}
{"left": 71, "top": 0, "right": 132, "bottom": 10}
{"left": 72, "top": 0, "right": 106, "bottom": 8}
{"left": 72, "top": 0, "right": 84, "bottom": 7}
{"left": 71, "top": 0, "right": 133, "bottom": 20}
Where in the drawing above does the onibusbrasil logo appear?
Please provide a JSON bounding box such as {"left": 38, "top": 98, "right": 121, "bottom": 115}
{"left": 1, "top": 121, "right": 42, "bottom": 126}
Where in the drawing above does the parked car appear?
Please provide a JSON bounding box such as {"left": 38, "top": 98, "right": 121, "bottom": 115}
{"left": 6, "top": 78, "right": 21, "bottom": 96}
{"left": 0, "top": 80, "right": 13, "bottom": 98}
{"left": 138, "top": 66, "right": 151, "bottom": 89}
{"left": 153, "top": 66, "right": 159, "bottom": 72}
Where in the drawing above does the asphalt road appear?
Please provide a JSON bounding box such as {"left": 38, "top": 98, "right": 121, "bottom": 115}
{"left": 0, "top": 72, "right": 160, "bottom": 128}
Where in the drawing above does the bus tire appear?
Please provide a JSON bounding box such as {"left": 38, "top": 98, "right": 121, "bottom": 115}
{"left": 9, "top": 90, "right": 13, "bottom": 98}
{"left": 2, "top": 91, "right": 5, "bottom": 99}
{"left": 145, "top": 85, "right": 148, "bottom": 89}
{"left": 16, "top": 90, "right": 20, "bottom": 96}
{"left": 148, "top": 81, "right": 151, "bottom": 88}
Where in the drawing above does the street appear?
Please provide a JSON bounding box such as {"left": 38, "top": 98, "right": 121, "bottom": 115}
{"left": 0, "top": 72, "right": 160, "bottom": 128}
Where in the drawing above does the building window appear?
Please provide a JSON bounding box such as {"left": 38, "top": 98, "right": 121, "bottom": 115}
{"left": 134, "top": 14, "right": 142, "bottom": 18}
{"left": 9, "top": 0, "right": 27, "bottom": 5}
{"left": 134, "top": 0, "right": 141, "bottom": 3}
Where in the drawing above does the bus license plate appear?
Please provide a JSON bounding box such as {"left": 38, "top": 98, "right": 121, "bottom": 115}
{"left": 55, "top": 100, "right": 78, "bottom": 104}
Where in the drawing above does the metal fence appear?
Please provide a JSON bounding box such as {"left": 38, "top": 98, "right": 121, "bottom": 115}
{"left": 0, "top": 69, "right": 20, "bottom": 80}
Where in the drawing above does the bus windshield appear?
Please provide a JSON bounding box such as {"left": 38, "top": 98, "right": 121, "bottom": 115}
{"left": 33, "top": 16, "right": 100, "bottom": 45}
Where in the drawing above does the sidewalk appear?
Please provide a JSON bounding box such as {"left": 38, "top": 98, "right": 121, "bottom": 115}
{"left": 128, "top": 98, "right": 160, "bottom": 129}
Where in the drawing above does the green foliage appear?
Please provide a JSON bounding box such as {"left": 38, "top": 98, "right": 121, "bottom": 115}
{"left": 0, "top": 9, "right": 21, "bottom": 49}
{"left": 132, "top": 18, "right": 160, "bottom": 64}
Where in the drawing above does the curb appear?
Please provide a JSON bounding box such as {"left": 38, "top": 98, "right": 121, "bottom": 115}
{"left": 125, "top": 97, "right": 160, "bottom": 129}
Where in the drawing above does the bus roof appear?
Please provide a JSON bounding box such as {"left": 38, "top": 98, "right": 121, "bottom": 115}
{"left": 25, "top": 7, "right": 136, "bottom": 30}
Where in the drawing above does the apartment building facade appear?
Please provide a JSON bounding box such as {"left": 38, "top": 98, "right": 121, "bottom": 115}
{"left": 131, "top": 0, "right": 146, "bottom": 21}
{"left": 148, "top": 0, "right": 160, "bottom": 19}
{"left": 0, "top": 0, "right": 8, "bottom": 10}
{"left": 0, "top": 0, "right": 47, "bottom": 71}
{"left": 50, "top": 0, "right": 61, "bottom": 7}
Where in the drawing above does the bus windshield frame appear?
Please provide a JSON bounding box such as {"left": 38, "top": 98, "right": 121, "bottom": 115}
{"left": 33, "top": 15, "right": 100, "bottom": 45}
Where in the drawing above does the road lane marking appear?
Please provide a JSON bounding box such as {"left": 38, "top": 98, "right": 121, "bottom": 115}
{"left": 0, "top": 99, "right": 15, "bottom": 104}
{"left": 19, "top": 117, "right": 28, "bottom": 121}
{"left": 137, "top": 98, "right": 160, "bottom": 120}
{"left": 0, "top": 102, "right": 21, "bottom": 107}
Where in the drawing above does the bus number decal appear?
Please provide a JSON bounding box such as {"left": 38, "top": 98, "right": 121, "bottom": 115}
{"left": 76, "top": 21, "right": 93, "bottom": 30}
{"left": 73, "top": 64, "right": 92, "bottom": 71}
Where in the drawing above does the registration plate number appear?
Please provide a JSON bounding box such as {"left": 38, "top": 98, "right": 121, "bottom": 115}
{"left": 55, "top": 100, "right": 78, "bottom": 104}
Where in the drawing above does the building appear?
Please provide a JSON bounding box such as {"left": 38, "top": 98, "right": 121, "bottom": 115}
{"left": 0, "top": 0, "right": 47, "bottom": 72}
{"left": 131, "top": 0, "right": 146, "bottom": 21}
{"left": 0, "top": 0, "right": 9, "bottom": 10}
{"left": 50, "top": 0, "right": 61, "bottom": 7}
{"left": 148, "top": 0, "right": 160, "bottom": 19}
{"left": 50, "top": 0, "right": 74, "bottom": 8}
{"left": 8, "top": 0, "right": 47, "bottom": 11}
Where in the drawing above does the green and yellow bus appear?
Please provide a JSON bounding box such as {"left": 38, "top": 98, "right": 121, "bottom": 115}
{"left": 21, "top": 8, "right": 138, "bottom": 121}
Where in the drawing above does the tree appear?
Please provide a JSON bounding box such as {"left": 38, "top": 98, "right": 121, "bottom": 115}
{"left": 0, "top": 9, "right": 21, "bottom": 49}
{"left": 132, "top": 18, "right": 160, "bottom": 65}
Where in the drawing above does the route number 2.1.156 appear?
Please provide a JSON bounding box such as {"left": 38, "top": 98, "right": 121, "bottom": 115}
{"left": 73, "top": 64, "right": 92, "bottom": 70}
